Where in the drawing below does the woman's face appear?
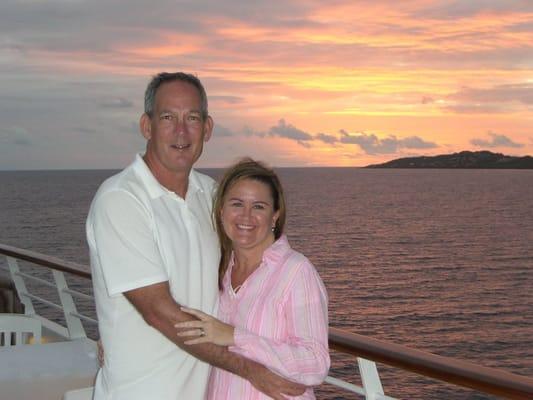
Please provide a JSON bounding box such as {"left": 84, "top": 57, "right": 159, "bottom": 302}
{"left": 221, "top": 178, "right": 279, "bottom": 255}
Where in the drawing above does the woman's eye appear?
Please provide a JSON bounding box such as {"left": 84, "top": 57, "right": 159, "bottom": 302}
{"left": 253, "top": 204, "right": 266, "bottom": 210}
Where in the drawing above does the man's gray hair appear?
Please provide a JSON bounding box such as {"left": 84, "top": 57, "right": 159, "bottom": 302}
{"left": 144, "top": 72, "right": 208, "bottom": 119}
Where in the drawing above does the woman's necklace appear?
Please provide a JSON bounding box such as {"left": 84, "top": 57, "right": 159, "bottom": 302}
{"left": 232, "top": 283, "right": 243, "bottom": 294}
{"left": 232, "top": 258, "right": 262, "bottom": 294}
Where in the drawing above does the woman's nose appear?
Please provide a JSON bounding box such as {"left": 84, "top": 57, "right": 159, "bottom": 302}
{"left": 240, "top": 205, "right": 252, "bottom": 218}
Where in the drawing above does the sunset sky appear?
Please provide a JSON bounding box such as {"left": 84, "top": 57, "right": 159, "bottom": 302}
{"left": 1, "top": 0, "right": 532, "bottom": 169}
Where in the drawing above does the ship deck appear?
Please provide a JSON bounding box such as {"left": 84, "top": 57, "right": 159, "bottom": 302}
{"left": 0, "top": 326, "right": 97, "bottom": 400}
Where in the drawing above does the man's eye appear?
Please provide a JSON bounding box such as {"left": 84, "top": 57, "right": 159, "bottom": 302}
{"left": 187, "top": 115, "right": 200, "bottom": 123}
{"left": 161, "top": 114, "right": 173, "bottom": 121}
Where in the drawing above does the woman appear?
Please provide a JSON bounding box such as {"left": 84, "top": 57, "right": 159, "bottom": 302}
{"left": 175, "top": 158, "right": 330, "bottom": 399}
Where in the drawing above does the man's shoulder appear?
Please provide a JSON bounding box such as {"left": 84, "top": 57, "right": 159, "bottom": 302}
{"left": 95, "top": 163, "right": 139, "bottom": 196}
{"left": 90, "top": 161, "right": 149, "bottom": 212}
{"left": 190, "top": 169, "right": 217, "bottom": 194}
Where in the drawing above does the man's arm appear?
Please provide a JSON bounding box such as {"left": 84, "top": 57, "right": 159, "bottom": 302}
{"left": 125, "top": 282, "right": 306, "bottom": 400}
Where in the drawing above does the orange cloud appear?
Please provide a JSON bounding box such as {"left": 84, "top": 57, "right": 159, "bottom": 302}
{"left": 4, "top": 0, "right": 531, "bottom": 168}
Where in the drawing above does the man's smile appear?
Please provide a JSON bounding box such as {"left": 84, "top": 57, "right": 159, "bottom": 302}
{"left": 170, "top": 144, "right": 191, "bottom": 150}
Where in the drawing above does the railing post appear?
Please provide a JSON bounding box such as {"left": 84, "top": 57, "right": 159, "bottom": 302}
{"left": 52, "top": 270, "right": 86, "bottom": 339}
{"left": 7, "top": 257, "right": 36, "bottom": 316}
{"left": 358, "top": 357, "right": 385, "bottom": 400}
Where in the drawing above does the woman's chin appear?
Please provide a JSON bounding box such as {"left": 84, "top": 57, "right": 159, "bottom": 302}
{"left": 231, "top": 239, "right": 256, "bottom": 251}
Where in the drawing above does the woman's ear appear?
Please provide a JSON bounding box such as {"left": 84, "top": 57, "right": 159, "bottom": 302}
{"left": 272, "top": 211, "right": 280, "bottom": 230}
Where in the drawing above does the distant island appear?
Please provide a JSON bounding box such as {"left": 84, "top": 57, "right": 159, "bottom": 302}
{"left": 365, "top": 151, "right": 533, "bottom": 169}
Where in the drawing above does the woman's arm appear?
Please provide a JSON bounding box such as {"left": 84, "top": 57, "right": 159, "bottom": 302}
{"left": 229, "top": 262, "right": 330, "bottom": 386}
{"left": 176, "top": 261, "right": 330, "bottom": 386}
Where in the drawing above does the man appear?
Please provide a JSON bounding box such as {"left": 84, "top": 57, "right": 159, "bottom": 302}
{"left": 86, "top": 72, "right": 304, "bottom": 399}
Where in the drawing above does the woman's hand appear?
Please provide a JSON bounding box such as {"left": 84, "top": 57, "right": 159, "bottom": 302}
{"left": 175, "top": 306, "right": 235, "bottom": 346}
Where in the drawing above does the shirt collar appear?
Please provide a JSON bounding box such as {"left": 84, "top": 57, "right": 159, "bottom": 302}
{"left": 228, "top": 234, "right": 291, "bottom": 270}
{"left": 132, "top": 153, "right": 202, "bottom": 200}
{"left": 262, "top": 234, "right": 291, "bottom": 266}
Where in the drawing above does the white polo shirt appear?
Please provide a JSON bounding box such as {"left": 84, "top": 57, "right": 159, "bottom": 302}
{"left": 86, "top": 154, "right": 220, "bottom": 400}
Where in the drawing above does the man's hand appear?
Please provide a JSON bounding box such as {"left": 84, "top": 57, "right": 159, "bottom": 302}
{"left": 248, "top": 366, "right": 307, "bottom": 400}
{"left": 97, "top": 339, "right": 104, "bottom": 367}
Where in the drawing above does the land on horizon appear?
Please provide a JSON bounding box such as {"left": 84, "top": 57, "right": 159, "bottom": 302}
{"left": 365, "top": 151, "right": 533, "bottom": 169}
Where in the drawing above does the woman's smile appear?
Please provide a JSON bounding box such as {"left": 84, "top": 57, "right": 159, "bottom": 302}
{"left": 221, "top": 178, "right": 279, "bottom": 255}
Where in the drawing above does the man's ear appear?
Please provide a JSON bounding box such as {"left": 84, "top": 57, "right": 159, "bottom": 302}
{"left": 140, "top": 113, "right": 152, "bottom": 140}
{"left": 203, "top": 116, "right": 214, "bottom": 142}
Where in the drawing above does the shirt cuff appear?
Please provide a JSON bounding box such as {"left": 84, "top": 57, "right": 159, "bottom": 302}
{"left": 230, "top": 326, "right": 256, "bottom": 352}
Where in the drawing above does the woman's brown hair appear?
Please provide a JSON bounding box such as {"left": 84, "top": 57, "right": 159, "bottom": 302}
{"left": 213, "top": 158, "right": 286, "bottom": 290}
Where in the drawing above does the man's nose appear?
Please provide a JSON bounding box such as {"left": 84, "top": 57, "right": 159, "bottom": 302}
{"left": 174, "top": 117, "right": 187, "bottom": 135}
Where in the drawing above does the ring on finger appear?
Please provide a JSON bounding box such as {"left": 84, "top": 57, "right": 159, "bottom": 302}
{"left": 199, "top": 328, "right": 205, "bottom": 337}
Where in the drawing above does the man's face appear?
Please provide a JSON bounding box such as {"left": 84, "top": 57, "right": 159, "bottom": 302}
{"left": 141, "top": 80, "right": 212, "bottom": 175}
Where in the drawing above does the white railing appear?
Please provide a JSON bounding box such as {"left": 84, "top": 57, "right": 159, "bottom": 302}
{"left": 0, "top": 244, "right": 96, "bottom": 341}
{"left": 1, "top": 243, "right": 533, "bottom": 400}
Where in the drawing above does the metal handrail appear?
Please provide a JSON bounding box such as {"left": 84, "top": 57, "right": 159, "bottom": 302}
{"left": 12, "top": 270, "right": 57, "bottom": 288}
{"left": 0, "top": 243, "right": 90, "bottom": 279}
{"left": 2, "top": 243, "right": 533, "bottom": 399}
{"left": 330, "top": 328, "right": 533, "bottom": 399}
{"left": 62, "top": 288, "right": 94, "bottom": 301}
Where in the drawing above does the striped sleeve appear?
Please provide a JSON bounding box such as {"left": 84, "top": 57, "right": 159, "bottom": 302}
{"left": 230, "top": 259, "right": 330, "bottom": 386}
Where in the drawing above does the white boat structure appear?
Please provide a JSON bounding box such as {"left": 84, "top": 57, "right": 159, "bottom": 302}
{"left": 1, "top": 242, "right": 532, "bottom": 400}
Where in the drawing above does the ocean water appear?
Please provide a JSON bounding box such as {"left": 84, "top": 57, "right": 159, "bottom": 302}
{"left": 0, "top": 168, "right": 532, "bottom": 399}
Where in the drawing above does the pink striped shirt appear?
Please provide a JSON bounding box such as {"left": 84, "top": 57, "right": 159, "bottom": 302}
{"left": 207, "top": 235, "right": 330, "bottom": 399}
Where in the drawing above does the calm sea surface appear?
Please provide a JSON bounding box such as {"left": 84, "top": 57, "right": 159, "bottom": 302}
{"left": 0, "top": 168, "right": 532, "bottom": 399}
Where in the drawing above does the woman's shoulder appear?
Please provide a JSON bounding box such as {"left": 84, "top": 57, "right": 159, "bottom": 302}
{"left": 276, "top": 240, "right": 318, "bottom": 278}
{"left": 267, "top": 236, "right": 303, "bottom": 267}
{"left": 284, "top": 247, "right": 311, "bottom": 269}
{"left": 274, "top": 245, "right": 328, "bottom": 302}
